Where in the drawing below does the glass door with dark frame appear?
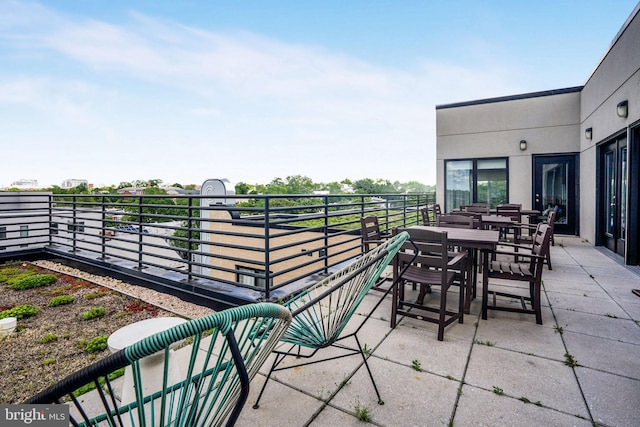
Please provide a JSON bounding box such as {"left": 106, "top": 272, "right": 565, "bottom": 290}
{"left": 600, "top": 136, "right": 628, "bottom": 257}
{"left": 533, "top": 154, "right": 578, "bottom": 235}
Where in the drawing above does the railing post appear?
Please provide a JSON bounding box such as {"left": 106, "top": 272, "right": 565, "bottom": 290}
{"left": 137, "top": 195, "right": 143, "bottom": 270}
{"left": 70, "top": 195, "right": 78, "bottom": 253}
{"left": 187, "top": 196, "right": 193, "bottom": 281}
{"left": 99, "top": 195, "right": 107, "bottom": 260}
{"left": 323, "top": 195, "right": 329, "bottom": 274}
{"left": 263, "top": 196, "right": 271, "bottom": 300}
{"left": 48, "top": 194, "right": 53, "bottom": 247}
{"left": 385, "top": 194, "right": 390, "bottom": 234}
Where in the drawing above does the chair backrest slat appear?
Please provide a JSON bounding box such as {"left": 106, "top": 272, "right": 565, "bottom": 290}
{"left": 282, "top": 231, "right": 409, "bottom": 348}
{"left": 360, "top": 216, "right": 384, "bottom": 251}
{"left": 401, "top": 228, "right": 449, "bottom": 270}
{"left": 437, "top": 214, "right": 474, "bottom": 229}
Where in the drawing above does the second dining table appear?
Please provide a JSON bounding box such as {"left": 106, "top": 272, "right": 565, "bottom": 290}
{"left": 410, "top": 225, "right": 500, "bottom": 315}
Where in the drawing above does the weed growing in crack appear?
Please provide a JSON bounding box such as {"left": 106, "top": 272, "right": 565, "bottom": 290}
{"left": 474, "top": 339, "right": 495, "bottom": 346}
{"left": 354, "top": 401, "right": 372, "bottom": 422}
{"left": 362, "top": 344, "right": 372, "bottom": 356}
{"left": 564, "top": 353, "right": 578, "bottom": 367}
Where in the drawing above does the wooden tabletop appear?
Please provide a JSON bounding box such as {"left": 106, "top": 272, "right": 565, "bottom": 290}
{"left": 481, "top": 215, "right": 514, "bottom": 226}
{"left": 410, "top": 225, "right": 499, "bottom": 250}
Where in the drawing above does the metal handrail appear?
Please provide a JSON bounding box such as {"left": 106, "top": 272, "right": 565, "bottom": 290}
{"left": 0, "top": 191, "right": 434, "bottom": 306}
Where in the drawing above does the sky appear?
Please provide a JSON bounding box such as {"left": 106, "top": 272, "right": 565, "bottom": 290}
{"left": 1, "top": 0, "right": 638, "bottom": 188}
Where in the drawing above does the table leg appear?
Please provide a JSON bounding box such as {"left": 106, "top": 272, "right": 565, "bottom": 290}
{"left": 464, "top": 248, "right": 476, "bottom": 314}
{"left": 481, "top": 248, "right": 489, "bottom": 320}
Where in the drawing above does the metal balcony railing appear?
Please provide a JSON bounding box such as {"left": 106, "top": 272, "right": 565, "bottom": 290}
{"left": 0, "top": 191, "right": 435, "bottom": 307}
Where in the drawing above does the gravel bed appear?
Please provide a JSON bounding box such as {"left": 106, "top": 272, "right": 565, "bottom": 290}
{"left": 0, "top": 261, "right": 214, "bottom": 404}
{"left": 32, "top": 260, "right": 214, "bottom": 319}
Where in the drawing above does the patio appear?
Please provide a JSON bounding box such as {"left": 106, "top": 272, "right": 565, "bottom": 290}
{"left": 232, "top": 235, "right": 640, "bottom": 426}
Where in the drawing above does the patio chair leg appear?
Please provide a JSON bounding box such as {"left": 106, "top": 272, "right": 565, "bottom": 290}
{"left": 253, "top": 354, "right": 285, "bottom": 409}
{"left": 354, "top": 335, "right": 384, "bottom": 405}
{"left": 546, "top": 251, "right": 553, "bottom": 270}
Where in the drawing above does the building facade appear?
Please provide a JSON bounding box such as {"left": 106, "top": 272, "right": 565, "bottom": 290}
{"left": 436, "top": 3, "right": 640, "bottom": 265}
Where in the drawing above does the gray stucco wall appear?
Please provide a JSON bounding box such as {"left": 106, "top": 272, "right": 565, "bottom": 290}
{"left": 436, "top": 91, "right": 581, "bottom": 211}
{"left": 579, "top": 5, "right": 640, "bottom": 243}
{"left": 435, "top": 4, "right": 640, "bottom": 250}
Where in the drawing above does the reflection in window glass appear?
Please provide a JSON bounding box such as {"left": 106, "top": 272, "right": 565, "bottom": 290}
{"left": 542, "top": 162, "right": 568, "bottom": 224}
{"left": 237, "top": 266, "right": 272, "bottom": 290}
{"left": 604, "top": 152, "right": 615, "bottom": 234}
{"left": 445, "top": 158, "right": 508, "bottom": 211}
{"left": 620, "top": 148, "right": 627, "bottom": 238}
{"left": 477, "top": 159, "right": 507, "bottom": 208}
{"left": 445, "top": 160, "right": 473, "bottom": 212}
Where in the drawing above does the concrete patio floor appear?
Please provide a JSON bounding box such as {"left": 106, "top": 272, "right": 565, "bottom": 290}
{"left": 234, "top": 236, "right": 640, "bottom": 427}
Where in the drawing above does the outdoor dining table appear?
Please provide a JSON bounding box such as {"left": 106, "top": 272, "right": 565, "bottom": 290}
{"left": 410, "top": 226, "right": 500, "bottom": 315}
{"left": 488, "top": 209, "right": 541, "bottom": 223}
{"left": 481, "top": 215, "right": 516, "bottom": 228}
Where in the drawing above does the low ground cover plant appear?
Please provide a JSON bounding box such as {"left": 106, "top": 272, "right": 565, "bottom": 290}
{"left": 79, "top": 335, "right": 109, "bottom": 353}
{"left": 0, "top": 261, "right": 171, "bottom": 404}
{"left": 82, "top": 307, "right": 106, "bottom": 320}
{"left": 11, "top": 274, "right": 57, "bottom": 290}
{"left": 48, "top": 295, "right": 75, "bottom": 306}
{"left": 0, "top": 304, "right": 39, "bottom": 319}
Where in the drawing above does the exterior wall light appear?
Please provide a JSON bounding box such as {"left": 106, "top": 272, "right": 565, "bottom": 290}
{"left": 617, "top": 100, "right": 628, "bottom": 118}
{"left": 519, "top": 140, "right": 527, "bottom": 151}
{"left": 585, "top": 127, "right": 593, "bottom": 140}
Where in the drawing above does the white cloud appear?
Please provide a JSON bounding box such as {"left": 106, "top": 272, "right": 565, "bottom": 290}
{"left": 0, "top": 1, "right": 525, "bottom": 186}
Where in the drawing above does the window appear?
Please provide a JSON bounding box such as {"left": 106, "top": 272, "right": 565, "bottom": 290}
{"left": 236, "top": 266, "right": 272, "bottom": 289}
{"left": 445, "top": 158, "right": 508, "bottom": 211}
{"left": 0, "top": 227, "right": 6, "bottom": 240}
{"left": 20, "top": 225, "right": 28, "bottom": 238}
{"left": 51, "top": 222, "right": 59, "bottom": 235}
{"left": 67, "top": 222, "right": 85, "bottom": 232}
{"left": 445, "top": 160, "right": 473, "bottom": 212}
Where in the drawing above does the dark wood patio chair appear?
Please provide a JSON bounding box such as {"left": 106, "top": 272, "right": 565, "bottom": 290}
{"left": 535, "top": 205, "right": 559, "bottom": 246}
{"left": 391, "top": 227, "right": 467, "bottom": 341}
{"left": 437, "top": 214, "right": 474, "bottom": 229}
{"left": 495, "top": 204, "right": 522, "bottom": 241}
{"left": 421, "top": 203, "right": 441, "bottom": 226}
{"left": 253, "top": 231, "right": 409, "bottom": 408}
{"left": 465, "top": 204, "right": 490, "bottom": 215}
{"left": 360, "top": 216, "right": 387, "bottom": 252}
{"left": 514, "top": 210, "right": 557, "bottom": 269}
{"left": 420, "top": 206, "right": 431, "bottom": 225}
{"left": 454, "top": 211, "right": 484, "bottom": 229}
{"left": 26, "top": 303, "right": 292, "bottom": 427}
{"left": 361, "top": 216, "right": 392, "bottom": 291}
{"left": 483, "top": 223, "right": 552, "bottom": 324}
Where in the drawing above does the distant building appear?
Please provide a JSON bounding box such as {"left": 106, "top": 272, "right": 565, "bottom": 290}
{"left": 116, "top": 187, "right": 146, "bottom": 195}
{"left": 9, "top": 179, "right": 39, "bottom": 189}
{"left": 61, "top": 179, "right": 88, "bottom": 189}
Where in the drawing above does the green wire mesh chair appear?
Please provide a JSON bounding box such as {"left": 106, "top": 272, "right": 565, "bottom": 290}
{"left": 26, "top": 302, "right": 292, "bottom": 427}
{"left": 253, "top": 231, "right": 410, "bottom": 408}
